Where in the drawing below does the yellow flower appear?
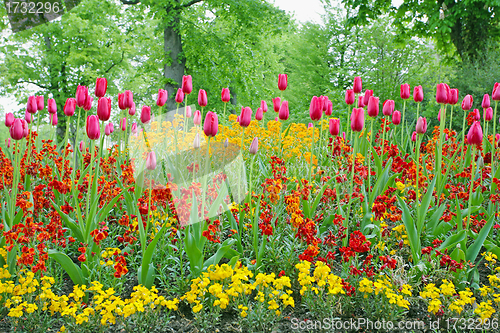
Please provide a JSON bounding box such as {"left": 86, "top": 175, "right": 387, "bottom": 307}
{"left": 395, "top": 181, "right": 405, "bottom": 191}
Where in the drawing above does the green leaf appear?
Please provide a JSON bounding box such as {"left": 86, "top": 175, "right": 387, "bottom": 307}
{"left": 417, "top": 176, "right": 437, "bottom": 234}
{"left": 438, "top": 230, "right": 467, "bottom": 252}
{"left": 466, "top": 214, "right": 495, "bottom": 263}
{"left": 427, "top": 203, "right": 447, "bottom": 235}
{"left": 203, "top": 238, "right": 236, "bottom": 269}
{"left": 397, "top": 196, "right": 420, "bottom": 263}
{"left": 48, "top": 250, "right": 85, "bottom": 285}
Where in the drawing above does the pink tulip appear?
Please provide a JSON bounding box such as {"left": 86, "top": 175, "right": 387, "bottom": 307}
{"left": 186, "top": 106, "right": 192, "bottom": 118}
{"left": 182, "top": 75, "right": 193, "bottom": 95}
{"left": 272, "top": 97, "right": 281, "bottom": 112}
{"left": 75, "top": 86, "right": 88, "bottom": 108}
{"left": 26, "top": 96, "right": 38, "bottom": 114}
{"left": 146, "top": 151, "right": 157, "bottom": 170}
{"left": 5, "top": 113, "right": 14, "bottom": 127}
{"left": 416, "top": 117, "right": 427, "bottom": 134}
{"left": 482, "top": 94, "right": 491, "bottom": 109}
{"left": 320, "top": 96, "right": 329, "bottom": 112}
{"left": 140, "top": 106, "right": 151, "bottom": 124}
{"left": 345, "top": 89, "right": 355, "bottom": 105}
{"left": 492, "top": 82, "right": 500, "bottom": 101}
{"left": 9, "top": 118, "right": 25, "bottom": 140}
{"left": 95, "top": 78, "right": 107, "bottom": 98}
{"left": 118, "top": 93, "right": 126, "bottom": 110}
{"left": 221, "top": 88, "right": 230, "bottom": 103}
{"left": 367, "top": 96, "right": 379, "bottom": 117}
{"left": 400, "top": 83, "right": 410, "bottom": 100}
{"left": 392, "top": 110, "right": 401, "bottom": 125}
{"left": 261, "top": 100, "right": 268, "bottom": 113}
{"left": 462, "top": 95, "right": 473, "bottom": 111}
{"left": 357, "top": 97, "right": 365, "bottom": 108}
{"left": 36, "top": 96, "right": 44, "bottom": 110}
{"left": 249, "top": 137, "right": 259, "bottom": 154}
{"left": 193, "top": 133, "right": 200, "bottom": 149}
{"left": 175, "top": 88, "right": 184, "bottom": 104}
{"left": 203, "top": 111, "right": 218, "bottom": 137}
{"left": 156, "top": 89, "right": 168, "bottom": 107}
{"left": 109, "top": 122, "right": 114, "bottom": 133}
{"left": 79, "top": 141, "right": 85, "bottom": 152}
{"left": 353, "top": 76, "right": 362, "bottom": 94}
{"left": 198, "top": 89, "right": 207, "bottom": 107}
{"left": 129, "top": 102, "right": 136, "bottom": 116}
{"left": 239, "top": 107, "right": 252, "bottom": 127}
{"left": 120, "top": 118, "right": 127, "bottom": 131}
{"left": 275, "top": 117, "right": 279, "bottom": 121}
{"left": 123, "top": 90, "right": 133, "bottom": 109}
{"left": 22, "top": 120, "right": 28, "bottom": 138}
{"left": 193, "top": 110, "right": 201, "bottom": 125}
{"left": 329, "top": 118, "right": 340, "bottom": 136}
{"left": 436, "top": 83, "right": 448, "bottom": 104}
{"left": 382, "top": 100, "right": 394, "bottom": 116}
{"left": 484, "top": 107, "right": 493, "bottom": 122}
{"left": 350, "top": 107, "right": 364, "bottom": 132}
{"left": 325, "top": 100, "right": 333, "bottom": 116}
{"left": 473, "top": 109, "right": 481, "bottom": 121}
{"left": 413, "top": 85, "right": 423, "bottom": 103}
{"left": 308, "top": 123, "right": 313, "bottom": 128}
{"left": 309, "top": 96, "right": 322, "bottom": 121}
{"left": 86, "top": 115, "right": 100, "bottom": 140}
{"left": 363, "top": 90, "right": 373, "bottom": 106}
{"left": 48, "top": 99, "right": 57, "bottom": 114}
{"left": 97, "top": 97, "right": 111, "bottom": 121}
{"left": 255, "top": 107, "right": 263, "bottom": 121}
{"left": 131, "top": 122, "right": 137, "bottom": 135}
{"left": 83, "top": 96, "right": 93, "bottom": 112}
{"left": 278, "top": 74, "right": 288, "bottom": 91}
{"left": 449, "top": 89, "right": 459, "bottom": 105}
{"left": 342, "top": 132, "right": 346, "bottom": 141}
{"left": 411, "top": 131, "right": 417, "bottom": 142}
{"left": 279, "top": 101, "right": 289, "bottom": 121}
{"left": 24, "top": 110, "right": 31, "bottom": 124}
{"left": 105, "top": 123, "right": 112, "bottom": 136}
{"left": 467, "top": 121, "right": 483, "bottom": 146}
{"left": 5, "top": 138, "right": 11, "bottom": 148}
{"left": 50, "top": 113, "right": 58, "bottom": 126}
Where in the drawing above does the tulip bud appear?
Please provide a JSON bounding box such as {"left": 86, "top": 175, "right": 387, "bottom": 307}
{"left": 416, "top": 117, "right": 427, "bottom": 134}
{"left": 24, "top": 110, "right": 31, "bottom": 124}
{"left": 482, "top": 94, "right": 491, "bottom": 109}
{"left": 95, "top": 78, "right": 107, "bottom": 98}
{"left": 47, "top": 98, "right": 57, "bottom": 114}
{"left": 497, "top": 134, "right": 500, "bottom": 147}
{"left": 198, "top": 89, "right": 207, "bottom": 107}
{"left": 156, "top": 89, "right": 168, "bottom": 107}
{"left": 473, "top": 109, "right": 481, "bottom": 121}
{"left": 131, "top": 122, "right": 138, "bottom": 135}
{"left": 308, "top": 123, "right": 313, "bottom": 128}
{"left": 462, "top": 95, "right": 473, "bottom": 111}
{"left": 492, "top": 82, "right": 500, "bottom": 101}
{"left": 186, "top": 106, "right": 192, "bottom": 118}
{"left": 363, "top": 90, "right": 373, "bottom": 106}
{"left": 109, "top": 122, "right": 114, "bottom": 134}
{"left": 105, "top": 123, "right": 112, "bottom": 136}
{"left": 146, "top": 151, "right": 157, "bottom": 170}
{"left": 182, "top": 75, "right": 193, "bottom": 95}
{"left": 353, "top": 76, "right": 362, "bottom": 94}
{"left": 345, "top": 89, "right": 355, "bottom": 105}
{"left": 5, "top": 113, "right": 14, "bottom": 127}
{"left": 477, "top": 155, "right": 484, "bottom": 169}
{"left": 449, "top": 89, "right": 459, "bottom": 105}
{"left": 400, "top": 84, "right": 410, "bottom": 100}
{"left": 436, "top": 83, "right": 448, "bottom": 104}
{"left": 278, "top": 74, "right": 288, "bottom": 91}
{"left": 203, "top": 111, "right": 218, "bottom": 137}
{"left": 438, "top": 110, "right": 441, "bottom": 122}
{"left": 411, "top": 131, "right": 417, "bottom": 142}
{"left": 325, "top": 100, "right": 333, "bottom": 116}
{"left": 79, "top": 140, "right": 85, "bottom": 152}
{"left": 50, "top": 113, "right": 58, "bottom": 126}
{"left": 272, "top": 97, "right": 281, "bottom": 112}
{"left": 97, "top": 97, "right": 111, "bottom": 122}
{"left": 224, "top": 138, "right": 228, "bottom": 148}
{"left": 239, "top": 107, "right": 252, "bottom": 127}
{"left": 392, "top": 110, "right": 401, "bottom": 125}
{"left": 350, "top": 107, "right": 364, "bottom": 132}
{"left": 413, "top": 85, "right": 423, "bottom": 103}
{"left": 367, "top": 96, "right": 379, "bottom": 117}
{"left": 485, "top": 107, "right": 493, "bottom": 122}
{"left": 27, "top": 96, "right": 38, "bottom": 114}
{"left": 86, "top": 115, "right": 100, "bottom": 140}
{"left": 249, "top": 137, "right": 259, "bottom": 154}
{"left": 357, "top": 97, "right": 365, "bottom": 108}
{"left": 9, "top": 118, "right": 25, "bottom": 140}
{"left": 118, "top": 93, "right": 126, "bottom": 110}
{"left": 329, "top": 118, "right": 340, "bottom": 136}
{"left": 279, "top": 101, "right": 289, "bottom": 121}
{"left": 120, "top": 118, "right": 127, "bottom": 131}
{"left": 175, "top": 88, "right": 184, "bottom": 104}
{"left": 193, "top": 132, "right": 200, "bottom": 149}
{"left": 83, "top": 96, "right": 93, "bottom": 112}
{"left": 261, "top": 100, "right": 268, "bottom": 113}
{"left": 76, "top": 86, "right": 89, "bottom": 108}
{"left": 22, "top": 120, "right": 28, "bottom": 138}
{"left": 255, "top": 107, "right": 264, "bottom": 121}
{"left": 309, "top": 96, "right": 322, "bottom": 121}
{"left": 5, "top": 138, "right": 11, "bottom": 148}
{"left": 320, "top": 96, "right": 328, "bottom": 112}
{"left": 193, "top": 110, "right": 201, "bottom": 126}
{"left": 221, "top": 88, "right": 230, "bottom": 103}
{"left": 275, "top": 117, "right": 279, "bottom": 121}
{"left": 382, "top": 100, "right": 394, "bottom": 116}
{"left": 140, "top": 106, "right": 151, "bottom": 124}
{"left": 36, "top": 95, "right": 44, "bottom": 110}
{"left": 342, "top": 132, "right": 346, "bottom": 141}
{"left": 129, "top": 102, "right": 136, "bottom": 116}
{"left": 467, "top": 121, "right": 483, "bottom": 146}
{"left": 123, "top": 90, "right": 133, "bottom": 109}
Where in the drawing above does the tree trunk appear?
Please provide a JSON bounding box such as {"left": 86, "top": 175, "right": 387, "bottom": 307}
{"left": 163, "top": 2, "right": 185, "bottom": 112}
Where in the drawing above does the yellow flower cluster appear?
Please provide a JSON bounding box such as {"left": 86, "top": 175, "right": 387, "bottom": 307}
{"left": 295, "top": 261, "right": 344, "bottom": 297}
{"left": 420, "top": 280, "right": 475, "bottom": 316}
{"left": 357, "top": 277, "right": 411, "bottom": 310}
{"left": 392, "top": 224, "right": 410, "bottom": 246}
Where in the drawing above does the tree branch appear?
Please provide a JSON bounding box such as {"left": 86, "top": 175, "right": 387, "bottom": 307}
{"left": 17, "top": 80, "right": 48, "bottom": 90}
{"left": 182, "top": 0, "right": 203, "bottom": 8}
{"left": 105, "top": 51, "right": 126, "bottom": 73}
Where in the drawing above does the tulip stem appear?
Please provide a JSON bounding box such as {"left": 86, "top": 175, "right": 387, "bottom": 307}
{"left": 416, "top": 102, "right": 420, "bottom": 120}
{"left": 147, "top": 178, "right": 153, "bottom": 235}
{"left": 36, "top": 111, "right": 42, "bottom": 149}
{"left": 247, "top": 154, "right": 256, "bottom": 204}
{"left": 309, "top": 124, "right": 315, "bottom": 185}
{"left": 381, "top": 116, "right": 387, "bottom": 158}
{"left": 99, "top": 121, "right": 105, "bottom": 162}
{"left": 73, "top": 107, "right": 82, "bottom": 177}
{"left": 61, "top": 119, "right": 70, "bottom": 179}
{"left": 449, "top": 105, "right": 454, "bottom": 130}
{"left": 346, "top": 104, "right": 351, "bottom": 141}
{"left": 493, "top": 101, "right": 498, "bottom": 174}
{"left": 367, "top": 118, "right": 373, "bottom": 198}
{"left": 240, "top": 132, "right": 245, "bottom": 203}
{"left": 85, "top": 140, "right": 95, "bottom": 220}
{"left": 344, "top": 134, "right": 358, "bottom": 247}
{"left": 436, "top": 103, "right": 445, "bottom": 187}
{"left": 466, "top": 146, "right": 476, "bottom": 235}
{"left": 416, "top": 134, "right": 421, "bottom": 221}
{"left": 223, "top": 103, "right": 227, "bottom": 123}
{"left": 201, "top": 137, "right": 211, "bottom": 221}
{"left": 461, "top": 110, "right": 467, "bottom": 158}
{"left": 400, "top": 99, "right": 406, "bottom": 148}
